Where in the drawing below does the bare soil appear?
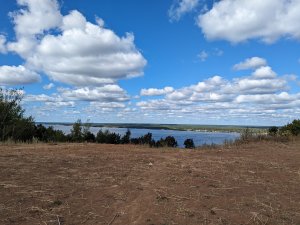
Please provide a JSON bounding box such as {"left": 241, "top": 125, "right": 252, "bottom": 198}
{"left": 0, "top": 140, "right": 300, "bottom": 225}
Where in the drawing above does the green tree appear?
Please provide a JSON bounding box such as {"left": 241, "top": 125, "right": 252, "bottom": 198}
{"left": 70, "top": 119, "right": 83, "bottom": 142}
{"left": 184, "top": 138, "right": 195, "bottom": 149}
{"left": 0, "top": 88, "right": 35, "bottom": 142}
{"left": 268, "top": 126, "right": 278, "bottom": 136}
{"left": 121, "top": 129, "right": 131, "bottom": 144}
{"left": 164, "top": 136, "right": 178, "bottom": 147}
{"left": 280, "top": 119, "right": 300, "bottom": 136}
{"left": 96, "top": 129, "right": 106, "bottom": 143}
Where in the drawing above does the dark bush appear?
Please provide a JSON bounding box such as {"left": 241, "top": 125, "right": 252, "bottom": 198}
{"left": 84, "top": 131, "right": 96, "bottom": 142}
{"left": 96, "top": 130, "right": 106, "bottom": 143}
{"left": 164, "top": 136, "right": 177, "bottom": 147}
{"left": 121, "top": 129, "right": 131, "bottom": 144}
{"left": 154, "top": 136, "right": 177, "bottom": 148}
{"left": 141, "top": 132, "right": 153, "bottom": 145}
{"left": 268, "top": 126, "right": 279, "bottom": 136}
{"left": 280, "top": 119, "right": 300, "bottom": 136}
{"left": 35, "top": 125, "right": 67, "bottom": 142}
{"left": 0, "top": 88, "right": 35, "bottom": 142}
{"left": 96, "top": 129, "right": 120, "bottom": 144}
{"left": 184, "top": 138, "right": 195, "bottom": 149}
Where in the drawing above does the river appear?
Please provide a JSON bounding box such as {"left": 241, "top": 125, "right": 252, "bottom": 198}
{"left": 45, "top": 124, "right": 240, "bottom": 148}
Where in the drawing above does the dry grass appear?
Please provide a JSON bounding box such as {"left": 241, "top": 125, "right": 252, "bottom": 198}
{"left": 0, "top": 140, "right": 299, "bottom": 225}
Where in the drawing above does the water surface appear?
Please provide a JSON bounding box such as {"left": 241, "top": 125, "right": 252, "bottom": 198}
{"left": 45, "top": 124, "right": 240, "bottom": 148}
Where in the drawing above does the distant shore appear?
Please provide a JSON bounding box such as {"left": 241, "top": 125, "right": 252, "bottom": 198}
{"left": 37, "top": 122, "right": 270, "bottom": 133}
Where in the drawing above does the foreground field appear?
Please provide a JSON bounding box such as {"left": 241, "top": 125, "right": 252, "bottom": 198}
{"left": 0, "top": 141, "right": 300, "bottom": 225}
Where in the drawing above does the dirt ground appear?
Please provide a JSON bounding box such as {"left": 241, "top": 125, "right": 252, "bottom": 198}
{"left": 0, "top": 140, "right": 300, "bottom": 225}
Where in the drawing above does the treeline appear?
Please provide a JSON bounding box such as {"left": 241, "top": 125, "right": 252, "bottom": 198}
{"left": 18, "top": 120, "right": 197, "bottom": 148}
{"left": 37, "top": 120, "right": 194, "bottom": 148}
{"left": 268, "top": 120, "right": 300, "bottom": 136}
{"left": 1, "top": 88, "right": 300, "bottom": 148}
{"left": 0, "top": 88, "right": 196, "bottom": 148}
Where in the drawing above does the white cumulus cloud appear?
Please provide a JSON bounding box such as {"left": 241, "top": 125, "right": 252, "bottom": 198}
{"left": 252, "top": 66, "right": 277, "bottom": 79}
{"left": 58, "top": 85, "right": 129, "bottom": 102}
{"left": 233, "top": 57, "right": 267, "bottom": 70}
{"left": 0, "top": 65, "right": 40, "bottom": 85}
{"left": 140, "top": 87, "right": 174, "bottom": 96}
{"left": 198, "top": 0, "right": 300, "bottom": 43}
{"left": 136, "top": 58, "right": 299, "bottom": 124}
{"left": 6, "top": 0, "right": 146, "bottom": 87}
{"left": 8, "top": 0, "right": 62, "bottom": 57}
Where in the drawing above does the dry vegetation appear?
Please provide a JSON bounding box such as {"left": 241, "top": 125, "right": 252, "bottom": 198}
{"left": 0, "top": 139, "right": 300, "bottom": 225}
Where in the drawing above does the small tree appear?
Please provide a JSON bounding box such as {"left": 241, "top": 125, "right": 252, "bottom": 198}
{"left": 70, "top": 119, "right": 83, "bottom": 142}
{"left": 83, "top": 119, "right": 91, "bottom": 136}
{"left": 268, "top": 126, "right": 278, "bottom": 136}
{"left": 84, "top": 131, "right": 95, "bottom": 142}
{"left": 142, "top": 132, "right": 153, "bottom": 145}
{"left": 121, "top": 129, "right": 131, "bottom": 144}
{"left": 155, "top": 136, "right": 178, "bottom": 148}
{"left": 164, "top": 136, "right": 177, "bottom": 147}
{"left": 0, "top": 88, "right": 35, "bottom": 142}
{"left": 280, "top": 119, "right": 300, "bottom": 136}
{"left": 184, "top": 138, "right": 195, "bottom": 149}
{"left": 82, "top": 119, "right": 95, "bottom": 142}
{"left": 240, "top": 127, "right": 254, "bottom": 142}
{"left": 96, "top": 130, "right": 106, "bottom": 143}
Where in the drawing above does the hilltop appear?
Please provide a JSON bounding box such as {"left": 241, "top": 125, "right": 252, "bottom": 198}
{"left": 1, "top": 139, "right": 299, "bottom": 224}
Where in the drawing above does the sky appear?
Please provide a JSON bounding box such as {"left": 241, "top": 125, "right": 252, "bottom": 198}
{"left": 0, "top": 0, "right": 300, "bottom": 126}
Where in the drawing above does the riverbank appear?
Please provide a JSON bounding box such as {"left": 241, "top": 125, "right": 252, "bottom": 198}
{"left": 1, "top": 139, "right": 299, "bottom": 224}
{"left": 39, "top": 122, "right": 269, "bottom": 133}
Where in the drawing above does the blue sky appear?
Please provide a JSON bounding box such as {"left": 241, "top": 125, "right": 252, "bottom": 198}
{"left": 0, "top": 0, "right": 300, "bottom": 125}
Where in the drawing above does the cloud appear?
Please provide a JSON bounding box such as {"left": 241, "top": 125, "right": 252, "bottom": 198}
{"left": 136, "top": 58, "right": 299, "bottom": 123}
{"left": 140, "top": 87, "right": 174, "bottom": 96}
{"left": 197, "top": 0, "right": 300, "bottom": 43}
{"left": 233, "top": 57, "right": 267, "bottom": 70}
{"left": 198, "top": 50, "right": 208, "bottom": 62}
{"left": 197, "top": 49, "right": 224, "bottom": 62}
{"left": 24, "top": 93, "right": 62, "bottom": 102}
{"left": 0, "top": 65, "right": 40, "bottom": 85}
{"left": 0, "top": 35, "right": 6, "bottom": 53}
{"left": 235, "top": 92, "right": 295, "bottom": 104}
{"left": 58, "top": 85, "right": 129, "bottom": 102}
{"left": 89, "top": 102, "right": 126, "bottom": 109}
{"left": 10, "top": 0, "right": 62, "bottom": 37}
{"left": 252, "top": 66, "right": 276, "bottom": 79}
{"left": 169, "top": 0, "right": 199, "bottom": 21}
{"left": 45, "top": 101, "right": 75, "bottom": 107}
{"left": 8, "top": 0, "right": 62, "bottom": 57}
{"left": 6, "top": 0, "right": 146, "bottom": 86}
{"left": 43, "top": 83, "right": 55, "bottom": 90}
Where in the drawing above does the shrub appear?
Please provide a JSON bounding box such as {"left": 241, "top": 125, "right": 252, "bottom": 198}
{"left": 268, "top": 126, "right": 278, "bottom": 136}
{"left": 184, "top": 138, "right": 195, "bottom": 149}
{"left": 141, "top": 133, "right": 153, "bottom": 145}
{"left": 280, "top": 119, "right": 300, "bottom": 136}
{"left": 96, "top": 129, "right": 120, "bottom": 144}
{"left": 121, "top": 129, "right": 131, "bottom": 144}
{"left": 96, "top": 130, "right": 106, "bottom": 143}
{"left": 164, "top": 136, "right": 178, "bottom": 147}
{"left": 34, "top": 125, "right": 67, "bottom": 142}
{"left": 0, "top": 88, "right": 35, "bottom": 142}
{"left": 70, "top": 119, "right": 83, "bottom": 142}
{"left": 239, "top": 127, "right": 254, "bottom": 142}
{"left": 154, "top": 136, "right": 177, "bottom": 148}
{"left": 84, "top": 131, "right": 96, "bottom": 142}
